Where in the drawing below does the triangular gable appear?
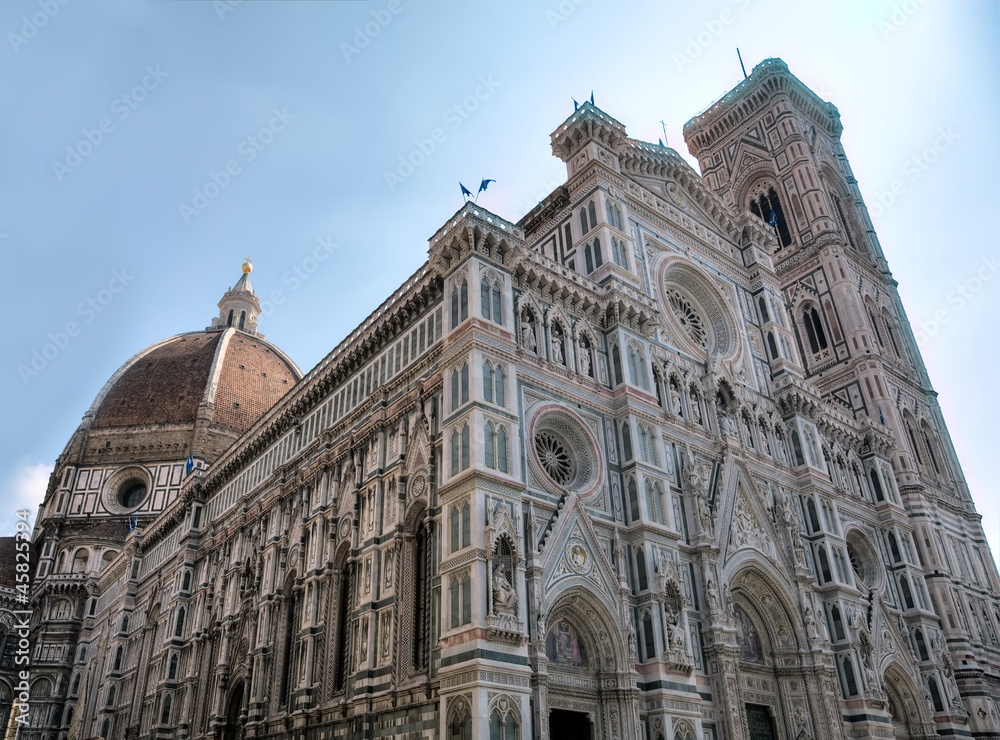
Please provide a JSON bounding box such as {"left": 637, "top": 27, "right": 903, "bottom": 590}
{"left": 538, "top": 494, "right": 621, "bottom": 615}
{"left": 403, "top": 418, "right": 431, "bottom": 479}
{"left": 722, "top": 466, "right": 782, "bottom": 568}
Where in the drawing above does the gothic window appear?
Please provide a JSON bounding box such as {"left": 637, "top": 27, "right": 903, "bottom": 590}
{"left": 791, "top": 430, "right": 805, "bottom": 466}
{"left": 451, "top": 279, "right": 469, "bottom": 329}
{"left": 817, "top": 545, "right": 832, "bottom": 583}
{"left": 887, "top": 532, "right": 901, "bottom": 563}
{"left": 451, "top": 364, "right": 470, "bottom": 412}
{"left": 450, "top": 504, "right": 471, "bottom": 553}
{"left": 168, "top": 654, "right": 178, "bottom": 680}
{"left": 450, "top": 703, "right": 472, "bottom": 740}
{"left": 483, "top": 361, "right": 493, "bottom": 403}
{"left": 106, "top": 684, "right": 116, "bottom": 708}
{"left": 899, "top": 575, "right": 914, "bottom": 610}
{"left": 621, "top": 421, "right": 633, "bottom": 461}
{"left": 920, "top": 421, "right": 942, "bottom": 475}
{"left": 653, "top": 366, "right": 664, "bottom": 408}
{"left": 485, "top": 423, "right": 510, "bottom": 473}
{"left": 238, "top": 311, "right": 246, "bottom": 330}
{"left": 641, "top": 610, "right": 656, "bottom": 661}
{"left": 915, "top": 628, "right": 929, "bottom": 661}
{"left": 748, "top": 186, "right": 792, "bottom": 247}
{"left": 635, "top": 547, "right": 648, "bottom": 591}
{"left": 481, "top": 278, "right": 503, "bottom": 324}
{"left": 645, "top": 481, "right": 664, "bottom": 525}
{"left": 928, "top": 677, "right": 944, "bottom": 712}
{"left": 611, "top": 343, "right": 623, "bottom": 385}
{"left": 160, "top": 693, "right": 172, "bottom": 724}
{"left": 627, "top": 478, "right": 640, "bottom": 523}
{"left": 802, "top": 306, "right": 829, "bottom": 354}
{"left": 807, "top": 498, "right": 821, "bottom": 533}
{"left": 767, "top": 332, "right": 779, "bottom": 360}
{"left": 70, "top": 674, "right": 81, "bottom": 696}
{"left": 588, "top": 200, "right": 597, "bottom": 231}
{"left": 113, "top": 645, "right": 124, "bottom": 671}
{"left": 830, "top": 605, "right": 846, "bottom": 641}
{"left": 494, "top": 365, "right": 506, "bottom": 406}
{"left": 627, "top": 343, "right": 647, "bottom": 388}
{"left": 611, "top": 237, "right": 627, "bottom": 267}
{"left": 489, "top": 708, "right": 517, "bottom": 740}
{"left": 450, "top": 572, "right": 472, "bottom": 628}
{"left": 869, "top": 469, "right": 884, "bottom": 502}
{"left": 841, "top": 656, "right": 859, "bottom": 697}
{"left": 226, "top": 309, "right": 234, "bottom": 326}
{"left": 579, "top": 206, "right": 589, "bottom": 235}
{"left": 174, "top": 607, "right": 185, "bottom": 638}
{"left": 757, "top": 296, "right": 769, "bottom": 323}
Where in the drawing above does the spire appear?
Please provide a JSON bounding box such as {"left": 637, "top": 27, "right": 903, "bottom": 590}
{"left": 209, "top": 258, "right": 263, "bottom": 336}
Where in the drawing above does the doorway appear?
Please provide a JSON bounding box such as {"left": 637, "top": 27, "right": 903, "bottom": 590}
{"left": 550, "top": 709, "right": 592, "bottom": 740}
{"left": 222, "top": 680, "right": 245, "bottom": 740}
{"left": 746, "top": 704, "right": 776, "bottom": 740}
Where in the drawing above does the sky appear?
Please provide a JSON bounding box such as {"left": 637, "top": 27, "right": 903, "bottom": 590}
{"left": 1, "top": 0, "right": 997, "bottom": 566}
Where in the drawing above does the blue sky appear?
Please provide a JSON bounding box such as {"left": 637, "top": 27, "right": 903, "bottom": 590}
{"left": 1, "top": 0, "right": 997, "bottom": 565}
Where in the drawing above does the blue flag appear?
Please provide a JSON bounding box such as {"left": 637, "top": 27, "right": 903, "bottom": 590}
{"left": 572, "top": 97, "right": 579, "bottom": 110}
{"left": 460, "top": 182, "right": 472, "bottom": 199}
{"left": 478, "top": 178, "right": 495, "bottom": 195}
{"left": 590, "top": 90, "right": 594, "bottom": 105}
{"left": 768, "top": 209, "right": 778, "bottom": 229}
{"left": 186, "top": 454, "right": 194, "bottom": 475}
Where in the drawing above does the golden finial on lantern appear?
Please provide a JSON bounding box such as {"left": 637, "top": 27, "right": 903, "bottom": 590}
{"left": 242, "top": 257, "right": 253, "bottom": 275}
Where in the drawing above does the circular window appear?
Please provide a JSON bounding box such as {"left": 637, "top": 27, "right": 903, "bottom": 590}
{"left": 102, "top": 466, "right": 152, "bottom": 515}
{"left": 534, "top": 431, "right": 574, "bottom": 484}
{"left": 665, "top": 289, "right": 707, "bottom": 349}
{"left": 527, "top": 404, "right": 603, "bottom": 499}
{"left": 658, "top": 260, "right": 738, "bottom": 360}
{"left": 845, "top": 531, "right": 882, "bottom": 590}
{"left": 118, "top": 481, "right": 147, "bottom": 509}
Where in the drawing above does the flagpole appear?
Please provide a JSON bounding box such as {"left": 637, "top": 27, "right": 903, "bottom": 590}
{"left": 737, "top": 48, "right": 748, "bottom": 79}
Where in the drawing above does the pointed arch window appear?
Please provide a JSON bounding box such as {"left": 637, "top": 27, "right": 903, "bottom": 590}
{"left": 113, "top": 645, "right": 124, "bottom": 672}
{"left": 494, "top": 365, "right": 505, "bottom": 406}
{"left": 238, "top": 311, "right": 246, "bottom": 330}
{"left": 450, "top": 572, "right": 473, "bottom": 628}
{"left": 485, "top": 422, "right": 509, "bottom": 473}
{"left": 489, "top": 708, "right": 517, "bottom": 740}
{"left": 451, "top": 279, "right": 469, "bottom": 329}
{"left": 915, "top": 628, "right": 929, "bottom": 661}
{"left": 106, "top": 684, "right": 116, "bottom": 708}
{"left": 802, "top": 306, "right": 828, "bottom": 354}
{"left": 450, "top": 424, "right": 473, "bottom": 477}
{"left": 227, "top": 309, "right": 234, "bottom": 327}
{"left": 174, "top": 607, "right": 186, "bottom": 638}
{"left": 481, "top": 278, "right": 504, "bottom": 324}
{"left": 841, "top": 656, "right": 859, "bottom": 697}
{"left": 641, "top": 610, "right": 656, "bottom": 661}
{"left": 928, "top": 677, "right": 944, "bottom": 712}
{"left": 635, "top": 547, "right": 648, "bottom": 591}
{"left": 749, "top": 186, "right": 792, "bottom": 247}
{"left": 168, "top": 653, "right": 179, "bottom": 680}
{"left": 621, "top": 422, "right": 633, "bottom": 461}
{"left": 830, "top": 605, "right": 846, "bottom": 641}
{"left": 627, "top": 478, "right": 640, "bottom": 523}
{"left": 160, "top": 693, "right": 172, "bottom": 725}
{"left": 611, "top": 343, "right": 623, "bottom": 385}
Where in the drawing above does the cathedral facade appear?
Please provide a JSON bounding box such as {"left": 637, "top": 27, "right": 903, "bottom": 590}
{"left": 11, "top": 59, "right": 1000, "bottom": 740}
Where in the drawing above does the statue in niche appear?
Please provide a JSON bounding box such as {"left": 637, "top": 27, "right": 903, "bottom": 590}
{"left": 579, "top": 342, "right": 592, "bottom": 377}
{"left": 521, "top": 309, "right": 537, "bottom": 352}
{"left": 546, "top": 620, "right": 586, "bottom": 667}
{"left": 492, "top": 564, "right": 517, "bottom": 615}
{"left": 664, "top": 606, "right": 685, "bottom": 651}
{"left": 691, "top": 395, "right": 703, "bottom": 425}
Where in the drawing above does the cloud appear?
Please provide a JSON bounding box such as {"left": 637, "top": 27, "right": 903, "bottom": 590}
{"left": 2, "top": 459, "right": 51, "bottom": 534}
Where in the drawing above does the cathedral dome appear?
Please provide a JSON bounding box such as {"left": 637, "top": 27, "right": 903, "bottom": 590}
{"left": 89, "top": 328, "right": 300, "bottom": 433}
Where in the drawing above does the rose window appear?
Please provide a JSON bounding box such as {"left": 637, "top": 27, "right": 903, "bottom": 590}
{"left": 534, "top": 431, "right": 573, "bottom": 485}
{"left": 666, "top": 289, "right": 707, "bottom": 348}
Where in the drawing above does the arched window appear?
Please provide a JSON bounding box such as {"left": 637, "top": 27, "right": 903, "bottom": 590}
{"left": 461, "top": 502, "right": 471, "bottom": 549}
{"left": 767, "top": 332, "right": 779, "bottom": 360}
{"left": 450, "top": 704, "right": 472, "bottom": 740}
{"left": 915, "top": 628, "right": 929, "bottom": 661}
{"left": 450, "top": 573, "right": 472, "bottom": 628}
{"left": 921, "top": 422, "right": 942, "bottom": 475}
{"left": 579, "top": 206, "right": 589, "bottom": 235}
{"left": 480, "top": 279, "right": 503, "bottom": 324}
{"left": 181, "top": 570, "right": 192, "bottom": 593}
{"left": 238, "top": 311, "right": 246, "bottom": 330}
{"left": 411, "top": 523, "right": 427, "bottom": 671}
{"left": 635, "top": 547, "right": 648, "bottom": 591}
{"left": 450, "top": 430, "right": 461, "bottom": 477}
{"left": 585, "top": 242, "right": 594, "bottom": 274}
{"left": 492, "top": 282, "right": 502, "bottom": 324}
{"left": 497, "top": 426, "right": 508, "bottom": 473}
{"left": 899, "top": 575, "right": 914, "bottom": 610}
{"left": 72, "top": 549, "right": 89, "bottom": 573}
{"left": 621, "top": 422, "right": 633, "bottom": 461}
{"left": 928, "top": 677, "right": 943, "bottom": 712}
{"left": 817, "top": 546, "right": 832, "bottom": 583}
{"left": 71, "top": 674, "right": 81, "bottom": 696}
{"left": 227, "top": 309, "right": 234, "bottom": 327}
{"left": 627, "top": 478, "right": 640, "bottom": 523}
{"left": 461, "top": 423, "right": 470, "bottom": 470}
{"left": 748, "top": 186, "right": 792, "bottom": 247}
{"left": 451, "top": 279, "right": 469, "bottom": 329}
{"left": 460, "top": 363, "right": 469, "bottom": 404}
{"left": 791, "top": 430, "right": 805, "bottom": 466}
{"left": 830, "top": 604, "right": 846, "bottom": 641}
{"left": 870, "top": 468, "right": 885, "bottom": 502}
{"left": 481, "top": 278, "right": 492, "bottom": 320}
{"left": 160, "top": 693, "right": 172, "bottom": 724}
{"left": 494, "top": 365, "right": 505, "bottom": 406}
{"left": 887, "top": 532, "right": 901, "bottom": 563}
{"left": 645, "top": 481, "right": 664, "bottom": 525}
{"left": 588, "top": 200, "right": 597, "bottom": 231}
{"left": 641, "top": 610, "right": 656, "bottom": 661}
{"left": 807, "top": 499, "right": 821, "bottom": 533}
{"left": 611, "top": 343, "right": 623, "bottom": 385}
{"left": 483, "top": 361, "right": 494, "bottom": 403}
{"left": 174, "top": 607, "right": 185, "bottom": 638}
{"left": 485, "top": 423, "right": 495, "bottom": 469}
{"left": 841, "top": 657, "right": 858, "bottom": 697}
{"left": 106, "top": 684, "right": 116, "bottom": 708}
{"left": 450, "top": 507, "right": 460, "bottom": 554}
{"left": 802, "top": 306, "right": 829, "bottom": 354}
{"left": 489, "top": 707, "right": 517, "bottom": 740}
{"left": 627, "top": 344, "right": 647, "bottom": 388}
{"left": 168, "top": 653, "right": 178, "bottom": 679}
{"left": 758, "top": 296, "right": 770, "bottom": 323}
{"left": 113, "top": 645, "right": 124, "bottom": 672}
